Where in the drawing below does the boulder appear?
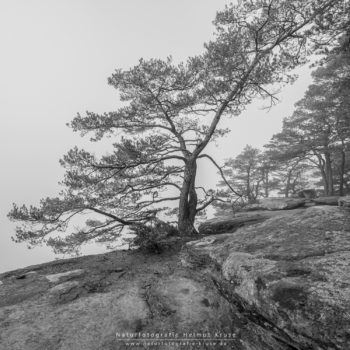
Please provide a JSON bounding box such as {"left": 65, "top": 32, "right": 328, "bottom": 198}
{"left": 186, "top": 206, "right": 350, "bottom": 350}
{"left": 198, "top": 214, "right": 268, "bottom": 235}
{"left": 258, "top": 197, "right": 305, "bottom": 210}
{"left": 48, "top": 281, "right": 81, "bottom": 303}
{"left": 312, "top": 196, "right": 340, "bottom": 205}
{"left": 241, "top": 203, "right": 266, "bottom": 211}
{"left": 45, "top": 269, "right": 85, "bottom": 283}
{"left": 339, "top": 195, "right": 350, "bottom": 208}
{"left": 297, "top": 189, "right": 317, "bottom": 199}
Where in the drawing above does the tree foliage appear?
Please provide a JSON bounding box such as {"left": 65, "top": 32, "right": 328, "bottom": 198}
{"left": 264, "top": 51, "right": 350, "bottom": 196}
{"left": 217, "top": 145, "right": 279, "bottom": 204}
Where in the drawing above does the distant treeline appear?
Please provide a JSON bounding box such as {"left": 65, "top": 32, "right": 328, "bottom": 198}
{"left": 217, "top": 51, "right": 350, "bottom": 205}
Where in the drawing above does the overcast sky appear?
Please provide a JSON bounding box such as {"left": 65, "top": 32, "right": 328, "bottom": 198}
{"left": 0, "top": 0, "right": 313, "bottom": 273}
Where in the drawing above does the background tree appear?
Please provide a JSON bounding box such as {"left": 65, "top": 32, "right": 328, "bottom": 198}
{"left": 264, "top": 142, "right": 312, "bottom": 197}
{"left": 8, "top": 0, "right": 345, "bottom": 253}
{"left": 259, "top": 155, "right": 281, "bottom": 198}
{"left": 218, "top": 145, "right": 269, "bottom": 204}
{"left": 215, "top": 145, "right": 281, "bottom": 213}
{"left": 264, "top": 51, "right": 350, "bottom": 196}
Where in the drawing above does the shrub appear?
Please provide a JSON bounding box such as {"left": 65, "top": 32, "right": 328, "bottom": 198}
{"left": 130, "top": 220, "right": 180, "bottom": 253}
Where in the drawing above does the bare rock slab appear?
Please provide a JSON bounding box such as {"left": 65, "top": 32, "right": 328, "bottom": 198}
{"left": 339, "top": 195, "right": 350, "bottom": 208}
{"left": 312, "top": 196, "right": 340, "bottom": 206}
{"left": 186, "top": 206, "right": 350, "bottom": 350}
{"left": 198, "top": 214, "right": 268, "bottom": 235}
{"left": 45, "top": 269, "right": 85, "bottom": 283}
{"left": 258, "top": 197, "right": 305, "bottom": 210}
{"left": 1, "top": 206, "right": 350, "bottom": 349}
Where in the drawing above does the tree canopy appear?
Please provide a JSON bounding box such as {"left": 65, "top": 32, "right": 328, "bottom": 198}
{"left": 216, "top": 145, "right": 277, "bottom": 204}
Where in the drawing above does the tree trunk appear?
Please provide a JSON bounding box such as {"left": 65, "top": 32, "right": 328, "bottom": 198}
{"left": 317, "top": 156, "right": 328, "bottom": 196}
{"left": 320, "top": 169, "right": 328, "bottom": 195}
{"left": 178, "top": 159, "right": 198, "bottom": 235}
{"left": 246, "top": 168, "right": 252, "bottom": 202}
{"left": 324, "top": 152, "right": 334, "bottom": 196}
{"left": 264, "top": 170, "right": 269, "bottom": 197}
{"left": 339, "top": 148, "right": 346, "bottom": 196}
{"left": 285, "top": 171, "right": 292, "bottom": 198}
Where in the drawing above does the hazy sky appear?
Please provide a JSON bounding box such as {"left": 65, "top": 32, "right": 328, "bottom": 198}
{"left": 0, "top": 0, "right": 313, "bottom": 273}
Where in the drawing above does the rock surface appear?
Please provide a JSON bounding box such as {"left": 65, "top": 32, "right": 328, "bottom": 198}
{"left": 297, "top": 189, "right": 317, "bottom": 199}
{"left": 312, "top": 196, "right": 340, "bottom": 205}
{"left": 198, "top": 214, "right": 268, "bottom": 235}
{"left": 45, "top": 269, "right": 85, "bottom": 283}
{"left": 339, "top": 195, "right": 350, "bottom": 208}
{"left": 186, "top": 206, "right": 350, "bottom": 350}
{"left": 241, "top": 203, "right": 266, "bottom": 211}
{"left": 1, "top": 206, "right": 349, "bottom": 349}
{"left": 0, "top": 249, "right": 276, "bottom": 350}
{"left": 257, "top": 197, "right": 305, "bottom": 210}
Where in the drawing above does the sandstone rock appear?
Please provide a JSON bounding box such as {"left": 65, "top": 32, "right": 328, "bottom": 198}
{"left": 198, "top": 214, "right": 267, "bottom": 235}
{"left": 221, "top": 252, "right": 276, "bottom": 306}
{"left": 186, "top": 206, "right": 350, "bottom": 349}
{"left": 0, "top": 250, "right": 255, "bottom": 350}
{"left": 48, "top": 281, "right": 79, "bottom": 294}
{"left": 339, "top": 195, "right": 350, "bottom": 208}
{"left": 49, "top": 280, "right": 80, "bottom": 293}
{"left": 25, "top": 271, "right": 37, "bottom": 276}
{"left": 297, "top": 189, "right": 316, "bottom": 199}
{"left": 241, "top": 203, "right": 265, "bottom": 211}
{"left": 1, "top": 206, "right": 350, "bottom": 350}
{"left": 312, "top": 196, "right": 340, "bottom": 205}
{"left": 45, "top": 269, "right": 84, "bottom": 283}
{"left": 258, "top": 197, "right": 305, "bottom": 210}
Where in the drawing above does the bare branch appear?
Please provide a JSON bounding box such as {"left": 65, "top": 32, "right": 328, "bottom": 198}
{"left": 198, "top": 154, "right": 243, "bottom": 197}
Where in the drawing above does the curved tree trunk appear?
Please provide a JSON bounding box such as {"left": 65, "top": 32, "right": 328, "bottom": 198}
{"left": 178, "top": 159, "right": 198, "bottom": 235}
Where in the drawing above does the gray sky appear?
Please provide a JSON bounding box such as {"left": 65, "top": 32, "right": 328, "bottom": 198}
{"left": 0, "top": 0, "right": 313, "bottom": 273}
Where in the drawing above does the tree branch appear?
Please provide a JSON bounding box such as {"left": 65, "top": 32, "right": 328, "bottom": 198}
{"left": 198, "top": 154, "right": 243, "bottom": 197}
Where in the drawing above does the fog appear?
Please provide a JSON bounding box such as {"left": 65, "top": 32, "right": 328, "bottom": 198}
{"left": 0, "top": 0, "right": 312, "bottom": 273}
